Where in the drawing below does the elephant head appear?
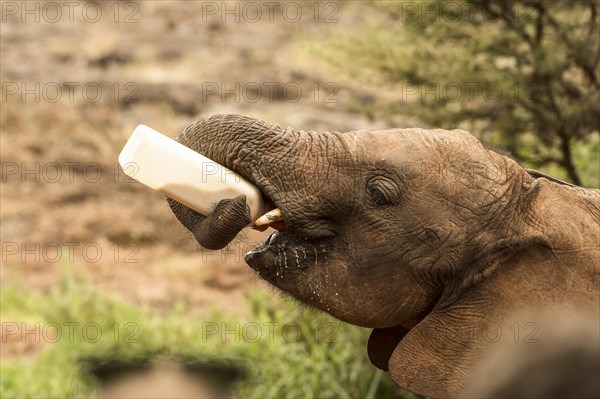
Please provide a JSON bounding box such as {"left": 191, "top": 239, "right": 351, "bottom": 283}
{"left": 168, "top": 114, "right": 600, "bottom": 398}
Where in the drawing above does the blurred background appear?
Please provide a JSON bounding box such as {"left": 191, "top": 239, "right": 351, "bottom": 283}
{"left": 1, "top": 1, "right": 598, "bottom": 398}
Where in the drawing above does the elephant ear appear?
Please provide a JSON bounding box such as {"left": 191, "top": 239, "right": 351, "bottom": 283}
{"left": 370, "top": 322, "right": 463, "bottom": 397}
{"left": 367, "top": 325, "right": 409, "bottom": 372}
{"left": 386, "top": 314, "right": 461, "bottom": 397}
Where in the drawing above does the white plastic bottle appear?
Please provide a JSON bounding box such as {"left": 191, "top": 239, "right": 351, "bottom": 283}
{"left": 118, "top": 125, "right": 266, "bottom": 223}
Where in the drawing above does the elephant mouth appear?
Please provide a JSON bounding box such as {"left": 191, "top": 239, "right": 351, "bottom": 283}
{"left": 244, "top": 229, "right": 330, "bottom": 281}
{"left": 243, "top": 194, "right": 331, "bottom": 281}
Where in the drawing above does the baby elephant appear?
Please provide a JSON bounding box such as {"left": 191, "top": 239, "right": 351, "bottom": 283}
{"left": 168, "top": 114, "right": 599, "bottom": 398}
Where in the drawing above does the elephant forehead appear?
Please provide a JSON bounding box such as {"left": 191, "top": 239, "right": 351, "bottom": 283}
{"left": 355, "top": 128, "right": 482, "bottom": 161}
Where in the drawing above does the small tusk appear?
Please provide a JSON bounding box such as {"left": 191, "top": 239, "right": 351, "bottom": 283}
{"left": 254, "top": 208, "right": 283, "bottom": 226}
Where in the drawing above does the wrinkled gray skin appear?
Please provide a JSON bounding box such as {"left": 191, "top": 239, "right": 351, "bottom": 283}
{"left": 168, "top": 114, "right": 600, "bottom": 398}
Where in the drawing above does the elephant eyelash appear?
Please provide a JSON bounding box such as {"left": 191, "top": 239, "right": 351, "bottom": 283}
{"left": 366, "top": 176, "right": 401, "bottom": 206}
{"left": 367, "top": 185, "right": 391, "bottom": 206}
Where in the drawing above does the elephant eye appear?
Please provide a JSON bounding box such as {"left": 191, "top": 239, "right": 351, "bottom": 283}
{"left": 366, "top": 176, "right": 401, "bottom": 206}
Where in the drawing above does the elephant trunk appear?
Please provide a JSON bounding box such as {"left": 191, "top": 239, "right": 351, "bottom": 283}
{"left": 168, "top": 114, "right": 302, "bottom": 249}
{"left": 176, "top": 114, "right": 293, "bottom": 187}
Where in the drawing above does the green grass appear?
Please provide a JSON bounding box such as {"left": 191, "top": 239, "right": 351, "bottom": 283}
{"left": 1, "top": 266, "right": 415, "bottom": 398}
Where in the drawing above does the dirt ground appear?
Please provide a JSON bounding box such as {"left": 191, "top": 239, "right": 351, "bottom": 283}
{"left": 1, "top": 1, "right": 388, "bottom": 346}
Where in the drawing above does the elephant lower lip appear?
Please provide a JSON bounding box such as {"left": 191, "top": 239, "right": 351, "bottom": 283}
{"left": 266, "top": 231, "right": 279, "bottom": 245}
{"left": 244, "top": 231, "right": 282, "bottom": 260}
{"left": 244, "top": 231, "right": 282, "bottom": 270}
{"left": 245, "top": 230, "right": 310, "bottom": 274}
{"left": 244, "top": 231, "right": 326, "bottom": 277}
{"left": 244, "top": 245, "right": 271, "bottom": 272}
